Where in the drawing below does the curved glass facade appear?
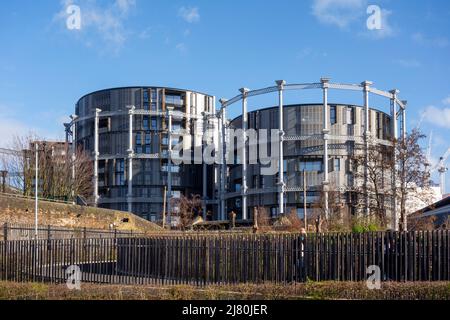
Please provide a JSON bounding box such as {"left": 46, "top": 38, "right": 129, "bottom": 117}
{"left": 75, "top": 87, "right": 216, "bottom": 221}
{"left": 226, "top": 104, "right": 393, "bottom": 219}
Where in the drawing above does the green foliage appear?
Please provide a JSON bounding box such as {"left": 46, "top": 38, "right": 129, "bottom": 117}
{"left": 351, "top": 217, "right": 383, "bottom": 233}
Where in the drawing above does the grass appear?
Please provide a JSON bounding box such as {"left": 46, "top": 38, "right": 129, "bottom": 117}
{"left": 0, "top": 281, "right": 448, "bottom": 300}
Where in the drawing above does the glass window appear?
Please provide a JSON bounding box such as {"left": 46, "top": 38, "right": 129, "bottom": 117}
{"left": 115, "top": 159, "right": 125, "bottom": 186}
{"left": 143, "top": 90, "right": 149, "bottom": 110}
{"left": 330, "top": 106, "right": 337, "bottom": 125}
{"left": 135, "top": 134, "right": 142, "bottom": 154}
{"left": 299, "top": 160, "right": 323, "bottom": 172}
{"left": 165, "top": 95, "right": 183, "bottom": 105}
{"left": 151, "top": 118, "right": 157, "bottom": 130}
{"left": 172, "top": 122, "right": 182, "bottom": 132}
{"left": 253, "top": 175, "right": 258, "bottom": 188}
{"left": 334, "top": 158, "right": 341, "bottom": 172}
{"left": 143, "top": 116, "right": 149, "bottom": 130}
{"left": 235, "top": 183, "right": 241, "bottom": 192}
{"left": 297, "top": 208, "right": 305, "bottom": 219}
{"left": 143, "top": 90, "right": 149, "bottom": 102}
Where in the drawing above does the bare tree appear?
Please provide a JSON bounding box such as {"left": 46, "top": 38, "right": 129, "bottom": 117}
{"left": 313, "top": 183, "right": 347, "bottom": 232}
{"left": 1, "top": 134, "right": 93, "bottom": 202}
{"left": 351, "top": 139, "right": 394, "bottom": 228}
{"left": 171, "top": 194, "right": 202, "bottom": 230}
{"left": 395, "top": 129, "right": 432, "bottom": 231}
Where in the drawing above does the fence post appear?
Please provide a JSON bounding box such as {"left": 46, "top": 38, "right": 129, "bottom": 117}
{"left": 3, "top": 222, "right": 7, "bottom": 242}
{"left": 47, "top": 225, "right": 51, "bottom": 241}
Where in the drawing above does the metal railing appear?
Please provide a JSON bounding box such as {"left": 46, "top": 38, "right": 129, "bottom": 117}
{"left": 0, "top": 231, "right": 448, "bottom": 285}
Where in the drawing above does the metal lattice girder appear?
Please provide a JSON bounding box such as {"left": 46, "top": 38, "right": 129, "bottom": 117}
{"left": 98, "top": 153, "right": 162, "bottom": 161}
{"left": 298, "top": 143, "right": 352, "bottom": 155}
{"left": 374, "top": 139, "right": 394, "bottom": 147}
{"left": 284, "top": 83, "right": 322, "bottom": 91}
{"left": 223, "top": 95, "right": 243, "bottom": 108}
{"left": 73, "top": 109, "right": 214, "bottom": 123}
{"left": 370, "top": 87, "right": 394, "bottom": 99}
{"left": 328, "top": 83, "right": 363, "bottom": 91}
{"left": 283, "top": 134, "right": 323, "bottom": 141}
{"left": 329, "top": 135, "right": 364, "bottom": 143}
{"left": 247, "top": 86, "right": 278, "bottom": 98}
{"left": 396, "top": 99, "right": 406, "bottom": 110}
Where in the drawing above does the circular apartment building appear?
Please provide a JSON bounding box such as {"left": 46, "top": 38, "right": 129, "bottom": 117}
{"left": 226, "top": 103, "right": 394, "bottom": 219}
{"left": 72, "top": 87, "right": 216, "bottom": 221}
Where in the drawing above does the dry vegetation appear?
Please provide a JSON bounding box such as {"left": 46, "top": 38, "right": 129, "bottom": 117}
{"left": 0, "top": 281, "right": 448, "bottom": 300}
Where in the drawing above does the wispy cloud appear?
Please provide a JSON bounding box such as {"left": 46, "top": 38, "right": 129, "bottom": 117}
{"left": 296, "top": 47, "right": 328, "bottom": 60}
{"left": 54, "top": 0, "right": 137, "bottom": 53}
{"left": 394, "top": 58, "right": 421, "bottom": 68}
{"left": 311, "top": 0, "right": 366, "bottom": 29}
{"left": 178, "top": 6, "right": 200, "bottom": 23}
{"left": 443, "top": 96, "right": 450, "bottom": 105}
{"left": 423, "top": 105, "right": 450, "bottom": 129}
{"left": 115, "top": 0, "right": 136, "bottom": 14}
{"left": 412, "top": 32, "right": 449, "bottom": 48}
{"left": 175, "top": 42, "right": 187, "bottom": 54}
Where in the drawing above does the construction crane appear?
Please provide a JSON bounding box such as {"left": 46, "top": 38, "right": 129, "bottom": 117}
{"left": 432, "top": 148, "right": 450, "bottom": 196}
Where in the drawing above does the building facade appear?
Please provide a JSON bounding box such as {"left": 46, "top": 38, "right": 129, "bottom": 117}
{"left": 225, "top": 103, "right": 394, "bottom": 219}
{"left": 71, "top": 87, "right": 216, "bottom": 221}
{"left": 68, "top": 80, "right": 407, "bottom": 229}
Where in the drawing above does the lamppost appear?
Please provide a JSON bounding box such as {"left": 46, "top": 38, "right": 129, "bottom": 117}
{"left": 34, "top": 142, "right": 39, "bottom": 239}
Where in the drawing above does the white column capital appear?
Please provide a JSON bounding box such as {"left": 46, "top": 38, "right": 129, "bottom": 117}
{"left": 361, "top": 80, "right": 373, "bottom": 90}
{"left": 275, "top": 80, "right": 286, "bottom": 89}
{"left": 402, "top": 100, "right": 408, "bottom": 107}
{"left": 70, "top": 114, "right": 78, "bottom": 121}
{"left": 239, "top": 88, "right": 250, "bottom": 96}
{"left": 219, "top": 98, "right": 228, "bottom": 106}
{"left": 126, "top": 105, "right": 136, "bottom": 113}
{"left": 389, "top": 89, "right": 400, "bottom": 97}
{"left": 95, "top": 108, "right": 102, "bottom": 114}
{"left": 321, "top": 77, "right": 331, "bottom": 87}
{"left": 166, "top": 106, "right": 174, "bottom": 115}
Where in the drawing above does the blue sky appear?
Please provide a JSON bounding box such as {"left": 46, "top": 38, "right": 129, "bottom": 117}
{"left": 0, "top": 0, "right": 449, "bottom": 190}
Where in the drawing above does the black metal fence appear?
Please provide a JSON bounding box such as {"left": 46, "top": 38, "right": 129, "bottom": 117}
{"left": 1, "top": 223, "right": 143, "bottom": 241}
{"left": 0, "top": 231, "right": 449, "bottom": 285}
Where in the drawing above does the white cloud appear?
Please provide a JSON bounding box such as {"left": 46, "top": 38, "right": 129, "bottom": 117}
{"left": 423, "top": 105, "right": 450, "bottom": 129}
{"left": 442, "top": 96, "right": 450, "bottom": 105}
{"left": 412, "top": 32, "right": 449, "bottom": 48}
{"left": 175, "top": 43, "right": 187, "bottom": 54}
{"left": 178, "top": 6, "right": 200, "bottom": 23}
{"left": 115, "top": 0, "right": 136, "bottom": 15}
{"left": 54, "top": 0, "right": 137, "bottom": 52}
{"left": 311, "top": 0, "right": 366, "bottom": 29}
{"left": 394, "top": 58, "right": 421, "bottom": 68}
